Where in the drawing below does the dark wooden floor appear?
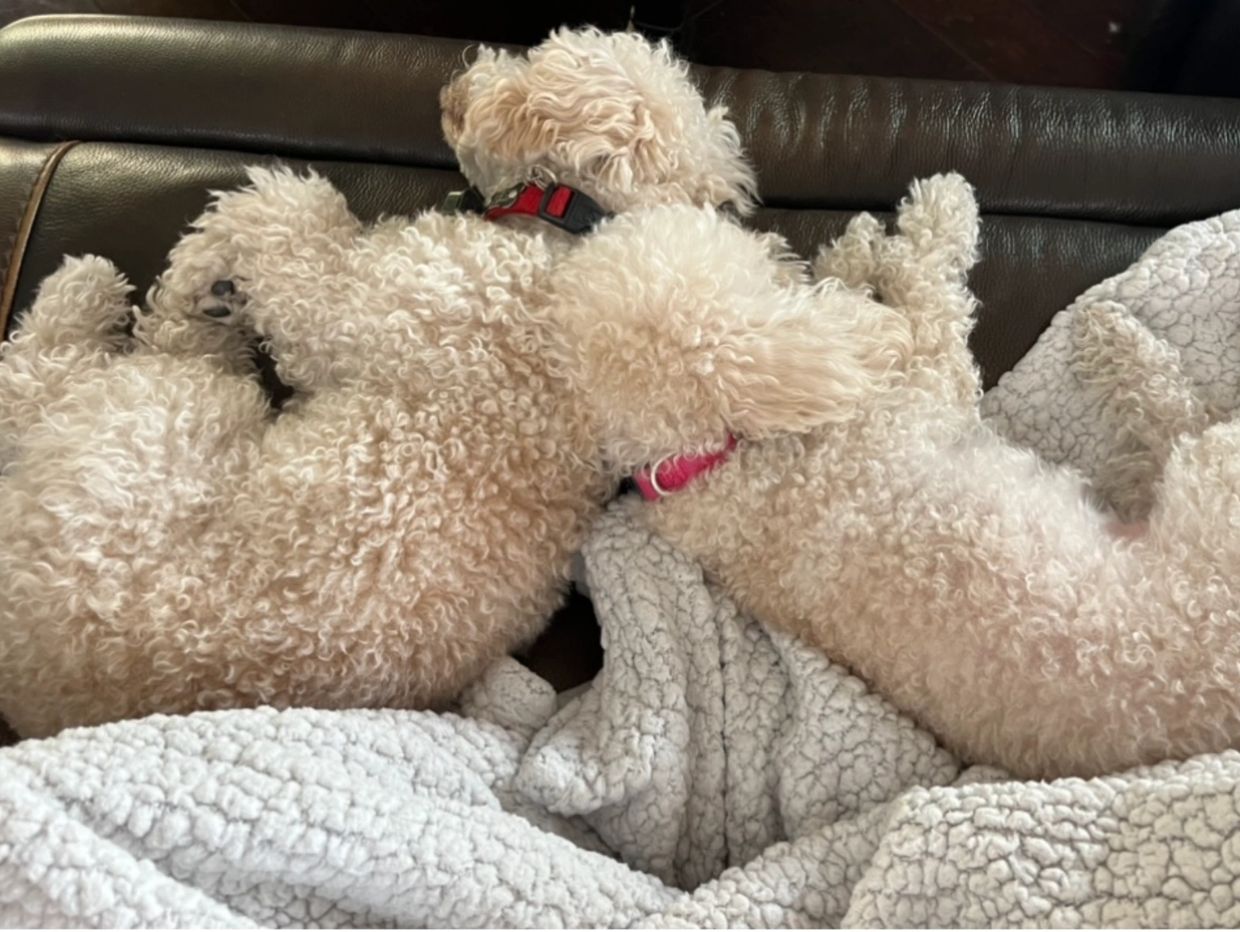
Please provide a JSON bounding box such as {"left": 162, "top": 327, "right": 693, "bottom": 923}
{"left": 0, "top": 0, "right": 1153, "bottom": 89}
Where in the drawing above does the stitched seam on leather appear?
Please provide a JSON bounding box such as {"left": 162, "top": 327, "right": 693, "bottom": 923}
{"left": 0, "top": 140, "right": 80, "bottom": 339}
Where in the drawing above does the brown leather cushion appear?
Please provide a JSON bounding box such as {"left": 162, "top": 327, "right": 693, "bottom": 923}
{"left": 4, "top": 16, "right": 1240, "bottom": 385}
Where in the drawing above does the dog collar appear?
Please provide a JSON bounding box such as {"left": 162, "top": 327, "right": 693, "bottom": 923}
{"left": 633, "top": 435, "right": 738, "bottom": 501}
{"left": 442, "top": 182, "right": 611, "bottom": 235}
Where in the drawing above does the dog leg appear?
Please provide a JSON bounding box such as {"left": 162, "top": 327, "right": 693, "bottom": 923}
{"left": 1138, "top": 419, "right": 1240, "bottom": 766}
{"left": 813, "top": 175, "right": 981, "bottom": 408}
{"left": 151, "top": 166, "right": 363, "bottom": 394}
{"left": 0, "top": 255, "right": 133, "bottom": 453}
{"left": 815, "top": 173, "right": 979, "bottom": 294}
{"left": 1072, "top": 301, "right": 1216, "bottom": 519}
{"left": 133, "top": 274, "right": 257, "bottom": 377}
{"left": 812, "top": 212, "right": 885, "bottom": 292}
{"left": 1145, "top": 401, "right": 1240, "bottom": 572}
{"left": 891, "top": 172, "right": 980, "bottom": 285}
{"left": 871, "top": 174, "right": 982, "bottom": 407}
{"left": 4, "top": 255, "right": 132, "bottom": 354}
{"left": 1072, "top": 301, "right": 1214, "bottom": 451}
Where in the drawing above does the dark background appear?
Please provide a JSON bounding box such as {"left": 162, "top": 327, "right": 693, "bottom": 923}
{"left": 0, "top": 0, "right": 1237, "bottom": 96}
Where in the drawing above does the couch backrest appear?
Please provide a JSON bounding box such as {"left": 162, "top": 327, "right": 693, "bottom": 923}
{"left": 3, "top": 15, "right": 1240, "bottom": 386}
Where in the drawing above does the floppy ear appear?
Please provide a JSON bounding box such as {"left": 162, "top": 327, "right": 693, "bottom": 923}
{"left": 453, "top": 40, "right": 658, "bottom": 185}
{"left": 525, "top": 39, "right": 672, "bottom": 191}
{"left": 453, "top": 67, "right": 554, "bottom": 166}
{"left": 711, "top": 289, "right": 906, "bottom": 438}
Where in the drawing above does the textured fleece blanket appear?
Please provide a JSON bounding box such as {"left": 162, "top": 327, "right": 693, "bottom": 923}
{"left": 3, "top": 503, "right": 1240, "bottom": 927}
{"left": 6, "top": 213, "right": 1240, "bottom": 928}
{"left": 981, "top": 208, "right": 1240, "bottom": 489}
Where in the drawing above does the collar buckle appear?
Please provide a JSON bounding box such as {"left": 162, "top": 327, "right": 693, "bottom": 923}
{"left": 535, "top": 184, "right": 608, "bottom": 235}
{"left": 440, "top": 187, "right": 486, "bottom": 214}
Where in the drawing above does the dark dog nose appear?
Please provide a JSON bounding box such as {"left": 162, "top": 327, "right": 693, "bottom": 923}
{"left": 210, "top": 280, "right": 236, "bottom": 297}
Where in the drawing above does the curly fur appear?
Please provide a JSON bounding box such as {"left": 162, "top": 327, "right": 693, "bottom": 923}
{"left": 440, "top": 27, "right": 756, "bottom": 216}
{"left": 1071, "top": 301, "right": 1219, "bottom": 522}
{"left": 0, "top": 28, "right": 753, "bottom": 737}
{"left": 568, "top": 172, "right": 1240, "bottom": 780}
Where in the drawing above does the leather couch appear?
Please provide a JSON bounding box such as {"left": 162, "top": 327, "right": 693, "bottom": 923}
{"left": 2, "top": 15, "right": 1240, "bottom": 742}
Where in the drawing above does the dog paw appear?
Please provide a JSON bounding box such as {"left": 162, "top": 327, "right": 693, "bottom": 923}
{"left": 133, "top": 268, "right": 257, "bottom": 367}
{"left": 198, "top": 278, "right": 248, "bottom": 321}
{"left": 14, "top": 255, "right": 136, "bottom": 350}
{"left": 812, "top": 213, "right": 885, "bottom": 289}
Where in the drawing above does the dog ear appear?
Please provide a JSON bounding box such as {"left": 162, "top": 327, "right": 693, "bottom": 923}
{"left": 526, "top": 29, "right": 757, "bottom": 205}
{"left": 524, "top": 31, "right": 673, "bottom": 190}
{"left": 445, "top": 33, "right": 659, "bottom": 182}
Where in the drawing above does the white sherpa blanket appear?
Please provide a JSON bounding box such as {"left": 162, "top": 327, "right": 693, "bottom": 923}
{"left": 7, "top": 213, "right": 1240, "bottom": 929}
{"left": 981, "top": 208, "right": 1240, "bottom": 484}
{"left": 3, "top": 502, "right": 1240, "bottom": 927}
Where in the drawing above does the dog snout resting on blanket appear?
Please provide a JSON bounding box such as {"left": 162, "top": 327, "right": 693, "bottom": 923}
{"left": 0, "top": 28, "right": 756, "bottom": 737}
{"left": 555, "top": 172, "right": 1240, "bottom": 780}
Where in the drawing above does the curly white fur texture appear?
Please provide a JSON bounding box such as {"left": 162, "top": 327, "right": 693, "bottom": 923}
{"left": 582, "top": 172, "right": 1240, "bottom": 780}
{"left": 0, "top": 179, "right": 603, "bottom": 738}
{"left": 0, "top": 28, "right": 758, "bottom": 738}
{"left": 1071, "top": 300, "right": 1219, "bottom": 522}
{"left": 440, "top": 27, "right": 756, "bottom": 216}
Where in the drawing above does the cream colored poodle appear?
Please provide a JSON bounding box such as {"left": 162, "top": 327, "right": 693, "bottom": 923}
{"left": 0, "top": 28, "right": 756, "bottom": 737}
{"left": 556, "top": 172, "right": 1240, "bottom": 780}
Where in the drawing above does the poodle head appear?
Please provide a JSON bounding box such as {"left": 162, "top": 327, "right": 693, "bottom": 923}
{"left": 554, "top": 207, "right": 907, "bottom": 472}
{"left": 440, "top": 28, "right": 756, "bottom": 215}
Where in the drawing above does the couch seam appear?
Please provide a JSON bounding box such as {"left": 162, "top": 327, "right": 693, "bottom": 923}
{"left": 0, "top": 139, "right": 80, "bottom": 339}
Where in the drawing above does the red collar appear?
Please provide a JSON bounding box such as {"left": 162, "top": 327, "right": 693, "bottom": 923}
{"left": 442, "top": 182, "right": 611, "bottom": 235}
{"left": 633, "top": 436, "right": 738, "bottom": 501}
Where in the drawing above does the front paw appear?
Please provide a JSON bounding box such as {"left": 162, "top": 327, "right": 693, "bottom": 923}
{"left": 142, "top": 271, "right": 249, "bottom": 325}
{"left": 199, "top": 278, "right": 249, "bottom": 321}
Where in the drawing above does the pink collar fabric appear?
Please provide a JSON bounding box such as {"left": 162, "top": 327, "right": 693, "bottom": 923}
{"left": 633, "top": 435, "right": 738, "bottom": 501}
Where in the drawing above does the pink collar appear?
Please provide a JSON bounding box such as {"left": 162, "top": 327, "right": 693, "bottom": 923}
{"left": 633, "top": 435, "right": 737, "bottom": 501}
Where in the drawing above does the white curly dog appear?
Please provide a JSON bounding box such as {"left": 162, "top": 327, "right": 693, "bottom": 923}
{"left": 0, "top": 28, "right": 759, "bottom": 737}
{"left": 555, "top": 171, "right": 1240, "bottom": 780}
